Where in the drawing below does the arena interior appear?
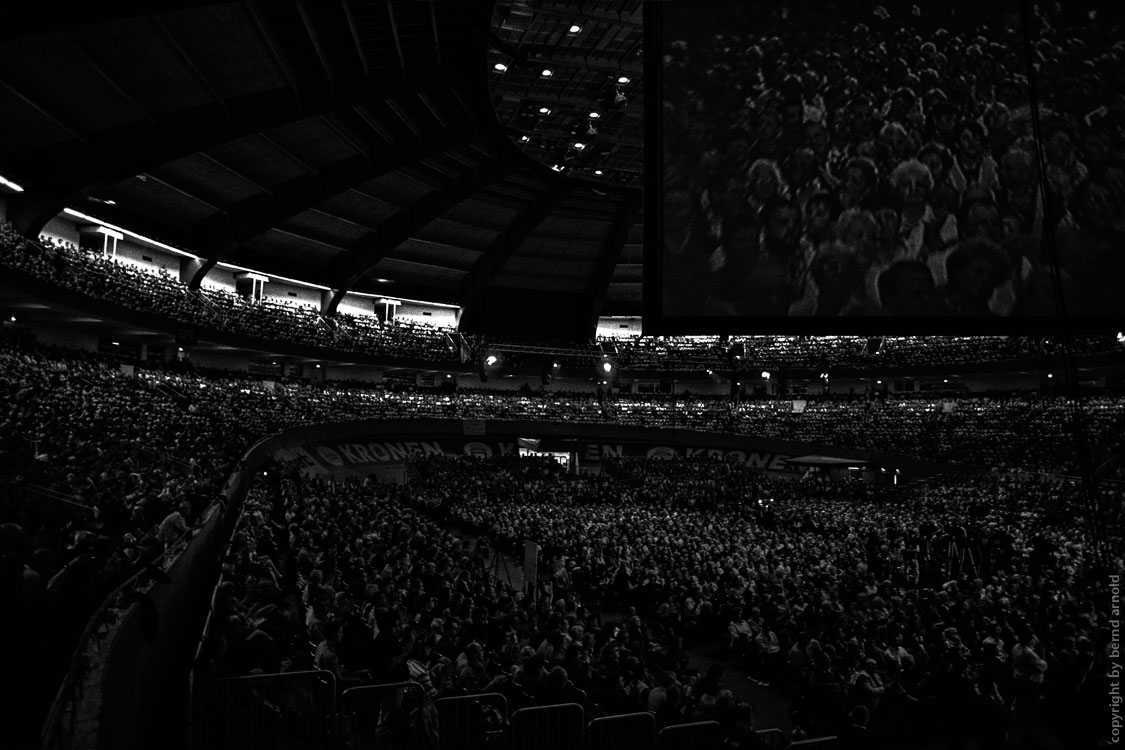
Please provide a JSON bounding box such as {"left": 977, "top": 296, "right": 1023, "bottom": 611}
{"left": 1, "top": 1, "right": 1123, "bottom": 750}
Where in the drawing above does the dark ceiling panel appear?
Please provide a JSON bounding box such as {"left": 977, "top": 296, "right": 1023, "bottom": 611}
{"left": 0, "top": 87, "right": 75, "bottom": 153}
{"left": 0, "top": 38, "right": 143, "bottom": 133}
{"left": 254, "top": 227, "right": 346, "bottom": 265}
{"left": 416, "top": 218, "right": 499, "bottom": 251}
{"left": 284, "top": 209, "right": 372, "bottom": 246}
{"left": 443, "top": 198, "right": 521, "bottom": 229}
{"left": 356, "top": 172, "right": 440, "bottom": 206}
{"left": 207, "top": 135, "right": 311, "bottom": 187}
{"left": 392, "top": 238, "right": 479, "bottom": 271}
{"left": 316, "top": 190, "right": 401, "bottom": 226}
{"left": 159, "top": 5, "right": 291, "bottom": 100}
{"left": 64, "top": 19, "right": 213, "bottom": 117}
{"left": 263, "top": 117, "right": 362, "bottom": 167}
{"left": 149, "top": 153, "right": 266, "bottom": 206}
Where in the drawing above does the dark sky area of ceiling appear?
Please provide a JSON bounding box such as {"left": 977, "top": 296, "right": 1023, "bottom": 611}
{"left": 0, "top": 0, "right": 645, "bottom": 339}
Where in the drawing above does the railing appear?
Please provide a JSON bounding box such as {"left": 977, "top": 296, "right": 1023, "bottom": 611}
{"left": 40, "top": 523, "right": 197, "bottom": 749}
{"left": 189, "top": 680, "right": 819, "bottom": 750}
{"left": 195, "top": 670, "right": 337, "bottom": 750}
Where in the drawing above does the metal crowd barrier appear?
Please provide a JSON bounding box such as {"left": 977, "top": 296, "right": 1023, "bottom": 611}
{"left": 433, "top": 692, "right": 507, "bottom": 750}
{"left": 586, "top": 712, "right": 656, "bottom": 750}
{"left": 509, "top": 702, "right": 585, "bottom": 750}
{"left": 788, "top": 737, "right": 838, "bottom": 749}
{"left": 656, "top": 720, "right": 724, "bottom": 750}
{"left": 195, "top": 670, "right": 337, "bottom": 750}
{"left": 339, "top": 681, "right": 426, "bottom": 750}
{"left": 755, "top": 727, "right": 786, "bottom": 750}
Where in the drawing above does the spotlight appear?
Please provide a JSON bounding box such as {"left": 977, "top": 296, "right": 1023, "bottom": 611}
{"left": 315, "top": 364, "right": 321, "bottom": 369}
{"left": 8, "top": 316, "right": 14, "bottom": 322}
{"left": 617, "top": 76, "right": 631, "bottom": 84}
{"left": 538, "top": 106, "right": 551, "bottom": 115}
{"left": 589, "top": 111, "right": 601, "bottom": 119}
{"left": 1118, "top": 331, "right": 1125, "bottom": 344}
{"left": 761, "top": 371, "right": 770, "bottom": 380}
{"left": 706, "top": 369, "right": 713, "bottom": 375}
{"left": 1047, "top": 373, "right": 1053, "bottom": 379}
{"left": 486, "top": 355, "right": 498, "bottom": 366}
{"left": 594, "top": 169, "right": 603, "bottom": 175}
{"left": 493, "top": 63, "right": 507, "bottom": 72}
{"left": 574, "top": 142, "right": 585, "bottom": 151}
{"left": 569, "top": 24, "right": 581, "bottom": 33}
{"left": 541, "top": 69, "right": 553, "bottom": 77}
{"left": 603, "top": 362, "right": 613, "bottom": 373}
{"left": 553, "top": 362, "right": 560, "bottom": 369}
{"left": 520, "top": 135, "right": 530, "bottom": 142}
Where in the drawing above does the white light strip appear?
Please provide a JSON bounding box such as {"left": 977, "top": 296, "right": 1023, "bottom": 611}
{"left": 63, "top": 208, "right": 195, "bottom": 257}
{"left": 0, "top": 174, "right": 25, "bottom": 192}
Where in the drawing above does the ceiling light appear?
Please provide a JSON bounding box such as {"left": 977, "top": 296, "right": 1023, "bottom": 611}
{"left": 520, "top": 135, "right": 530, "bottom": 142}
{"left": 538, "top": 106, "right": 551, "bottom": 114}
{"left": 569, "top": 24, "right": 581, "bottom": 33}
{"left": 589, "top": 111, "right": 600, "bottom": 119}
{"left": 603, "top": 362, "right": 613, "bottom": 373}
{"left": 178, "top": 347, "right": 184, "bottom": 352}
{"left": 574, "top": 142, "right": 585, "bottom": 150}
{"left": 541, "top": 69, "right": 553, "bottom": 77}
{"left": 0, "top": 174, "right": 24, "bottom": 192}
{"left": 316, "top": 364, "right": 322, "bottom": 368}
{"left": 761, "top": 371, "right": 770, "bottom": 380}
{"left": 594, "top": 169, "right": 603, "bottom": 175}
{"left": 494, "top": 63, "right": 507, "bottom": 72}
{"left": 375, "top": 278, "right": 392, "bottom": 283}
{"left": 617, "top": 76, "right": 630, "bottom": 84}
{"left": 112, "top": 341, "right": 120, "bottom": 346}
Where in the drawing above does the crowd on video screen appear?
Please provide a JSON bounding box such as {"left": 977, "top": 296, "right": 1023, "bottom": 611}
{"left": 660, "top": 0, "right": 1125, "bottom": 319}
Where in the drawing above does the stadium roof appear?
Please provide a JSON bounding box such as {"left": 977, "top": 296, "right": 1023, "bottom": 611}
{"left": 0, "top": 0, "right": 644, "bottom": 340}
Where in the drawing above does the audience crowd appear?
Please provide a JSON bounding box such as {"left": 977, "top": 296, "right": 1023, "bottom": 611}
{"left": 2, "top": 223, "right": 1121, "bottom": 376}
{"left": 206, "top": 455, "right": 1120, "bottom": 749}
{"left": 661, "top": 1, "right": 1125, "bottom": 318}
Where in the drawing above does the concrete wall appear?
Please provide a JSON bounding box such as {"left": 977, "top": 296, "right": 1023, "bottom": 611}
{"left": 40, "top": 216, "right": 80, "bottom": 247}
{"left": 264, "top": 280, "right": 321, "bottom": 309}
{"left": 397, "top": 301, "right": 457, "bottom": 328}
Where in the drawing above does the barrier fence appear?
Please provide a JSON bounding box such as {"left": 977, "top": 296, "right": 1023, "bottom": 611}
{"left": 195, "top": 670, "right": 337, "bottom": 750}
{"left": 189, "top": 675, "right": 836, "bottom": 750}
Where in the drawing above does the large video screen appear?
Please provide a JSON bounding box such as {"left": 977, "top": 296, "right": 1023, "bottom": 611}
{"left": 645, "top": 0, "right": 1125, "bottom": 334}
